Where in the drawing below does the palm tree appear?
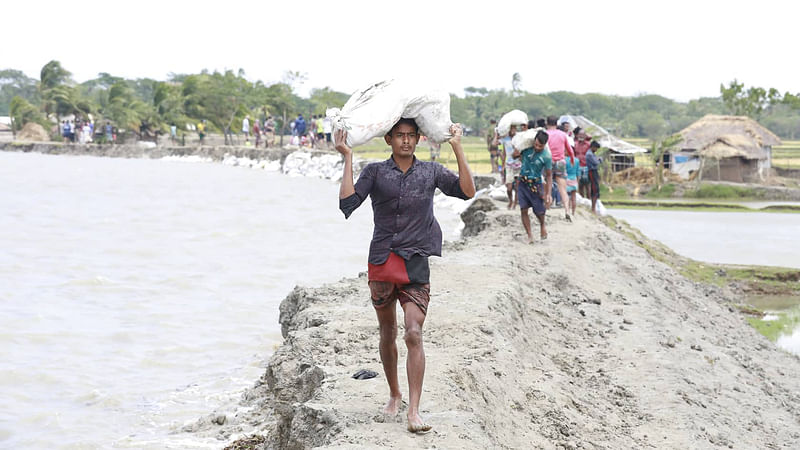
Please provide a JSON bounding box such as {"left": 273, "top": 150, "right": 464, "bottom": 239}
{"left": 39, "top": 60, "right": 75, "bottom": 120}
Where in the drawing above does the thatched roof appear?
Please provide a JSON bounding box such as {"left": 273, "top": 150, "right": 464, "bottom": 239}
{"left": 679, "top": 115, "right": 781, "bottom": 160}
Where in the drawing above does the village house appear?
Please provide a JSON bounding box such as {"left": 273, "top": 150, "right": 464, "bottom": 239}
{"left": 670, "top": 115, "right": 781, "bottom": 183}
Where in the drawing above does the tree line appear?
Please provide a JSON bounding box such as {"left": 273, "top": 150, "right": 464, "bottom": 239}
{"left": 2, "top": 62, "right": 800, "bottom": 141}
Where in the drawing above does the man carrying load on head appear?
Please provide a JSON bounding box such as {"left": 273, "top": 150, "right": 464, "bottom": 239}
{"left": 335, "top": 118, "right": 476, "bottom": 434}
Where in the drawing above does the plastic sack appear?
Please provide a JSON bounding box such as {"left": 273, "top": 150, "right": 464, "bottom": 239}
{"left": 511, "top": 127, "right": 545, "bottom": 152}
{"left": 557, "top": 115, "right": 577, "bottom": 130}
{"left": 326, "top": 80, "right": 453, "bottom": 148}
{"left": 497, "top": 110, "right": 528, "bottom": 137}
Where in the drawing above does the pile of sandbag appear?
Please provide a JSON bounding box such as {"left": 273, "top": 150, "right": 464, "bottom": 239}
{"left": 326, "top": 80, "right": 453, "bottom": 148}
{"left": 496, "top": 110, "right": 528, "bottom": 137}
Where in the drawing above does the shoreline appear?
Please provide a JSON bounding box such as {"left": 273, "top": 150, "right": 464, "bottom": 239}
{"left": 195, "top": 197, "right": 800, "bottom": 449}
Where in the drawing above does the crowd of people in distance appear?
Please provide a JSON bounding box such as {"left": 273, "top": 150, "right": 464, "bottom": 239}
{"left": 232, "top": 113, "right": 334, "bottom": 149}
{"left": 486, "top": 114, "right": 603, "bottom": 243}
{"left": 285, "top": 113, "right": 333, "bottom": 149}
{"left": 61, "top": 119, "right": 116, "bottom": 144}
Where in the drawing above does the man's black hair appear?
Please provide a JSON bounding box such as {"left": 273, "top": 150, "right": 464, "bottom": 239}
{"left": 527, "top": 120, "right": 536, "bottom": 130}
{"left": 535, "top": 129, "right": 549, "bottom": 145}
{"left": 490, "top": 119, "right": 497, "bottom": 124}
{"left": 546, "top": 116, "right": 558, "bottom": 126}
{"left": 536, "top": 118, "right": 546, "bottom": 128}
{"left": 387, "top": 118, "right": 419, "bottom": 136}
{"left": 590, "top": 140, "right": 600, "bottom": 148}
{"left": 574, "top": 126, "right": 582, "bottom": 135}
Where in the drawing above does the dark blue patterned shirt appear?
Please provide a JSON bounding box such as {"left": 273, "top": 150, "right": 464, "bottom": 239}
{"left": 340, "top": 156, "right": 469, "bottom": 264}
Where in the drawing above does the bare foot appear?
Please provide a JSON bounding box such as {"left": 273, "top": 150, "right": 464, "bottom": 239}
{"left": 407, "top": 412, "right": 432, "bottom": 434}
{"left": 384, "top": 396, "right": 402, "bottom": 416}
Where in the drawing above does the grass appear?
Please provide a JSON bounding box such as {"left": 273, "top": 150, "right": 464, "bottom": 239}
{"left": 598, "top": 184, "right": 630, "bottom": 199}
{"left": 644, "top": 183, "right": 676, "bottom": 198}
{"left": 602, "top": 201, "right": 754, "bottom": 212}
{"left": 684, "top": 183, "right": 763, "bottom": 199}
{"left": 747, "top": 309, "right": 800, "bottom": 341}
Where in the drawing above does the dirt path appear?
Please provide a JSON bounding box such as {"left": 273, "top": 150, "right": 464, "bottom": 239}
{"left": 201, "top": 198, "right": 800, "bottom": 449}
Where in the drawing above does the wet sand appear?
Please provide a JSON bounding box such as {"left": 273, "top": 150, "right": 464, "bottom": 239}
{"left": 190, "top": 197, "right": 800, "bottom": 449}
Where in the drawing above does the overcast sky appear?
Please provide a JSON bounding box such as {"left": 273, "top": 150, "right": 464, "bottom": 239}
{"left": 4, "top": 0, "right": 798, "bottom": 102}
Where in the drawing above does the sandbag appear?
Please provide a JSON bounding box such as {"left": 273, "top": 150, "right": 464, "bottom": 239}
{"left": 326, "top": 80, "right": 453, "bottom": 148}
{"left": 497, "top": 110, "right": 528, "bottom": 137}
{"left": 511, "top": 127, "right": 546, "bottom": 152}
{"left": 557, "top": 115, "right": 577, "bottom": 130}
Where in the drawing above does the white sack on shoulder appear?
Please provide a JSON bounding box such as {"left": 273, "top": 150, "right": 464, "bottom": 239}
{"left": 326, "top": 80, "right": 453, "bottom": 148}
{"left": 402, "top": 89, "right": 453, "bottom": 143}
{"left": 511, "top": 128, "right": 545, "bottom": 151}
{"left": 497, "top": 110, "right": 528, "bottom": 137}
{"left": 326, "top": 81, "right": 407, "bottom": 148}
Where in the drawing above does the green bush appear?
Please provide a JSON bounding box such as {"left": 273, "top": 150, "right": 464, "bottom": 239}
{"left": 599, "top": 184, "right": 629, "bottom": 199}
{"left": 645, "top": 183, "right": 676, "bottom": 198}
{"left": 686, "top": 183, "right": 759, "bottom": 199}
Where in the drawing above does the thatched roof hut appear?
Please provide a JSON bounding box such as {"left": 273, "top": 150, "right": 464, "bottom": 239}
{"left": 679, "top": 114, "right": 781, "bottom": 160}
{"left": 674, "top": 115, "right": 781, "bottom": 183}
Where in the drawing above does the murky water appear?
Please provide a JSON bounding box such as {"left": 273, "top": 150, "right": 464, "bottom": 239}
{"left": 608, "top": 208, "right": 800, "bottom": 355}
{"left": 0, "top": 151, "right": 462, "bottom": 449}
{"left": 607, "top": 209, "right": 800, "bottom": 269}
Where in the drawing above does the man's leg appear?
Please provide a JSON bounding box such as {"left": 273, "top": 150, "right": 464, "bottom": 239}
{"left": 371, "top": 286, "right": 402, "bottom": 415}
{"left": 536, "top": 213, "right": 547, "bottom": 239}
{"left": 520, "top": 207, "right": 533, "bottom": 243}
{"left": 556, "top": 176, "right": 570, "bottom": 218}
{"left": 401, "top": 300, "right": 428, "bottom": 430}
{"left": 569, "top": 192, "right": 577, "bottom": 216}
{"left": 506, "top": 182, "right": 514, "bottom": 209}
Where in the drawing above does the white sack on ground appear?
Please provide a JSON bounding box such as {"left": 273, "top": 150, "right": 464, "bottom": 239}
{"left": 326, "top": 80, "right": 453, "bottom": 148}
{"left": 497, "top": 110, "right": 528, "bottom": 137}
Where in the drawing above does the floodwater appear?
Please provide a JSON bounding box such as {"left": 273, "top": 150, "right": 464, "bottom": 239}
{"left": 607, "top": 209, "right": 800, "bottom": 269}
{"left": 0, "top": 151, "right": 462, "bottom": 449}
{"left": 608, "top": 208, "right": 800, "bottom": 355}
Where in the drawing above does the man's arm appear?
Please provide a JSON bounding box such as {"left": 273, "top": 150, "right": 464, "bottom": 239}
{"left": 335, "top": 129, "right": 355, "bottom": 199}
{"left": 449, "top": 124, "right": 476, "bottom": 198}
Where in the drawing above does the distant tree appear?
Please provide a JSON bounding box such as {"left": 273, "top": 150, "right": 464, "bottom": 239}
{"left": 263, "top": 82, "right": 297, "bottom": 146}
{"left": 308, "top": 87, "right": 349, "bottom": 115}
{"left": 0, "top": 69, "right": 39, "bottom": 115}
{"left": 650, "top": 134, "right": 682, "bottom": 189}
{"left": 720, "top": 79, "right": 781, "bottom": 118}
{"left": 9, "top": 95, "right": 47, "bottom": 137}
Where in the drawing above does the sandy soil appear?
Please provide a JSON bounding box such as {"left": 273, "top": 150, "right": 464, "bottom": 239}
{"left": 194, "top": 197, "right": 800, "bottom": 449}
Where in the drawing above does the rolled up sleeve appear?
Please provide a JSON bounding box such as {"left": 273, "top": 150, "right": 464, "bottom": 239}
{"left": 339, "top": 163, "right": 375, "bottom": 219}
{"left": 434, "top": 163, "right": 469, "bottom": 200}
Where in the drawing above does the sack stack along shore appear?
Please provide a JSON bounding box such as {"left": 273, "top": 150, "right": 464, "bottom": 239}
{"left": 188, "top": 197, "right": 800, "bottom": 449}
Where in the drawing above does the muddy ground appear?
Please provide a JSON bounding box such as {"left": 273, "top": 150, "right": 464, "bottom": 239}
{"left": 192, "top": 197, "right": 800, "bottom": 449}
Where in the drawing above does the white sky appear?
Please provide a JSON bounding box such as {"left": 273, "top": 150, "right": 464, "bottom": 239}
{"left": 3, "top": 0, "right": 798, "bottom": 102}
